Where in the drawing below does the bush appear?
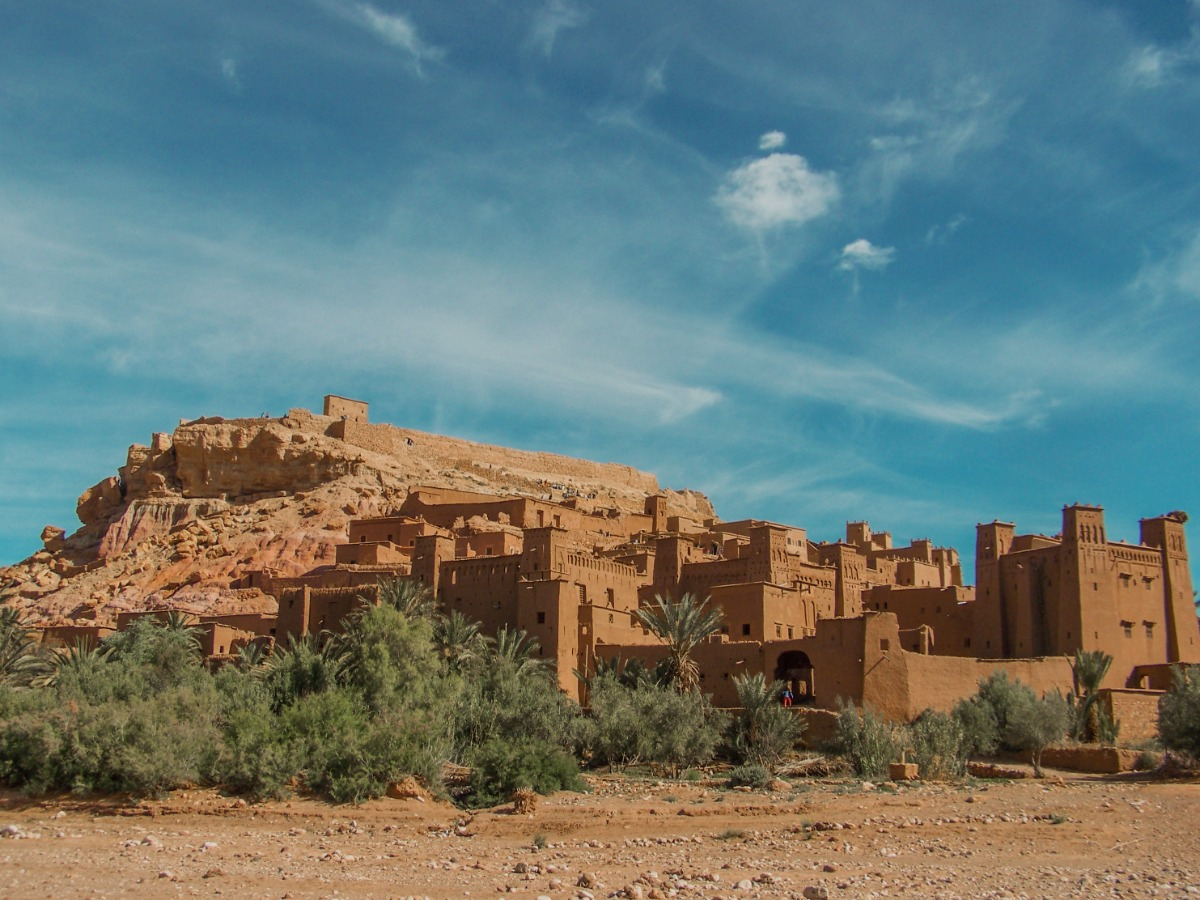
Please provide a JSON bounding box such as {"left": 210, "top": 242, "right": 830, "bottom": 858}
{"left": 466, "top": 737, "right": 587, "bottom": 809}
{"left": 730, "top": 672, "right": 803, "bottom": 769}
{"left": 0, "top": 684, "right": 223, "bottom": 797}
{"left": 1003, "top": 689, "right": 1070, "bottom": 776}
{"left": 584, "top": 675, "right": 725, "bottom": 774}
{"left": 214, "top": 698, "right": 301, "bottom": 800}
{"left": 1158, "top": 666, "right": 1200, "bottom": 760}
{"left": 726, "top": 764, "right": 772, "bottom": 789}
{"left": 907, "top": 709, "right": 968, "bottom": 781}
{"left": 835, "top": 700, "right": 901, "bottom": 779}
{"left": 453, "top": 663, "right": 580, "bottom": 760}
{"left": 278, "top": 688, "right": 445, "bottom": 803}
{"left": 954, "top": 672, "right": 1034, "bottom": 756}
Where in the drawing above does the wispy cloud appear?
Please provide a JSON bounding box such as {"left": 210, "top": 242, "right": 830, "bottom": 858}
{"left": 321, "top": 2, "right": 444, "bottom": 74}
{"left": 758, "top": 130, "right": 786, "bottom": 151}
{"left": 855, "top": 77, "right": 1015, "bottom": 205}
{"left": 838, "top": 238, "right": 895, "bottom": 272}
{"left": 924, "top": 213, "right": 968, "bottom": 245}
{"left": 219, "top": 57, "right": 240, "bottom": 91}
{"left": 715, "top": 152, "right": 839, "bottom": 231}
{"left": 1131, "top": 228, "right": 1200, "bottom": 304}
{"left": 530, "top": 0, "right": 589, "bottom": 58}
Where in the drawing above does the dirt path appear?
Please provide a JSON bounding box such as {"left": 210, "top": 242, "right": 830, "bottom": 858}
{"left": 1, "top": 773, "right": 1197, "bottom": 898}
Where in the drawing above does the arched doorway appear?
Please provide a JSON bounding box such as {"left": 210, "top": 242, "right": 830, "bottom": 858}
{"left": 775, "top": 650, "right": 815, "bottom": 705}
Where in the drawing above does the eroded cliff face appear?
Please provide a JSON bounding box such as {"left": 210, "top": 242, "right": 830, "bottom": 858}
{"left": 0, "top": 406, "right": 715, "bottom": 626}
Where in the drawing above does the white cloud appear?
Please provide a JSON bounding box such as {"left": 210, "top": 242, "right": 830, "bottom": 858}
{"left": 644, "top": 63, "right": 666, "bottom": 94}
{"left": 351, "top": 3, "right": 443, "bottom": 72}
{"left": 838, "top": 238, "right": 895, "bottom": 271}
{"left": 715, "top": 153, "right": 839, "bottom": 231}
{"left": 220, "top": 58, "right": 240, "bottom": 90}
{"left": 758, "top": 130, "right": 786, "bottom": 151}
{"left": 924, "top": 214, "right": 968, "bottom": 246}
{"left": 1123, "top": 46, "right": 1170, "bottom": 88}
{"left": 530, "top": 0, "right": 589, "bottom": 57}
{"left": 1131, "top": 229, "right": 1200, "bottom": 303}
{"left": 855, "top": 78, "right": 1015, "bottom": 206}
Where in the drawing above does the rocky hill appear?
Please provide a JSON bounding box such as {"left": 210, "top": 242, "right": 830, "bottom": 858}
{"left": 0, "top": 403, "right": 714, "bottom": 626}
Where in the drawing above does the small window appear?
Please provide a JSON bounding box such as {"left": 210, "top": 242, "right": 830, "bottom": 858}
{"left": 741, "top": 623, "right": 751, "bottom": 636}
{"left": 788, "top": 626, "right": 794, "bottom": 639}
{"left": 1145, "top": 623, "right": 1154, "bottom": 639}
{"left": 775, "top": 625, "right": 782, "bottom": 638}
{"left": 1123, "top": 622, "right": 1133, "bottom": 638}
{"left": 537, "top": 612, "right": 546, "bottom": 624}
{"left": 486, "top": 547, "right": 494, "bottom": 556}
{"left": 964, "top": 637, "right": 971, "bottom": 648}
{"left": 608, "top": 614, "right": 614, "bottom": 624}
{"left": 880, "top": 638, "right": 890, "bottom": 652}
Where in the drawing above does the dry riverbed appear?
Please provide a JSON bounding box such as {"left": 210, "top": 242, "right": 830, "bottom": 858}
{"left": 1, "top": 772, "right": 1198, "bottom": 898}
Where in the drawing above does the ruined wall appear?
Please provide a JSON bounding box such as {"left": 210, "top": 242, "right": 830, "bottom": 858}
{"left": 334, "top": 542, "right": 412, "bottom": 566}
{"left": 866, "top": 585, "right": 976, "bottom": 656}
{"left": 439, "top": 556, "right": 521, "bottom": 634}
{"left": 323, "top": 395, "right": 369, "bottom": 423}
{"left": 679, "top": 557, "right": 750, "bottom": 598}
{"left": 710, "top": 582, "right": 817, "bottom": 642}
{"left": 901, "top": 653, "right": 1074, "bottom": 720}
{"left": 36, "top": 625, "right": 115, "bottom": 649}
{"left": 199, "top": 612, "right": 276, "bottom": 636}
{"left": 1100, "top": 689, "right": 1162, "bottom": 744}
{"left": 517, "top": 581, "right": 582, "bottom": 697}
{"left": 199, "top": 623, "right": 253, "bottom": 657}
{"left": 458, "top": 531, "right": 523, "bottom": 558}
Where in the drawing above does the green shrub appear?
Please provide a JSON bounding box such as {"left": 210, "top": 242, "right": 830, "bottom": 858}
{"left": 907, "top": 709, "right": 967, "bottom": 781}
{"left": 466, "top": 737, "right": 587, "bottom": 808}
{"left": 335, "top": 604, "right": 449, "bottom": 716}
{"left": 1158, "top": 666, "right": 1200, "bottom": 760}
{"left": 214, "top": 700, "right": 300, "bottom": 800}
{"left": 0, "top": 707, "right": 67, "bottom": 793}
{"left": 1002, "top": 689, "right": 1071, "bottom": 776}
{"left": 453, "top": 656, "right": 581, "bottom": 760}
{"left": 835, "top": 700, "right": 900, "bottom": 779}
{"left": 727, "top": 764, "right": 772, "bottom": 788}
{"left": 730, "top": 672, "right": 802, "bottom": 769}
{"left": 954, "top": 672, "right": 1034, "bottom": 756}
{"left": 585, "top": 675, "right": 726, "bottom": 775}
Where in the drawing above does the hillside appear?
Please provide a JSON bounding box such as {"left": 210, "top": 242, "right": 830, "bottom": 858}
{"left": 0, "top": 402, "right": 713, "bottom": 626}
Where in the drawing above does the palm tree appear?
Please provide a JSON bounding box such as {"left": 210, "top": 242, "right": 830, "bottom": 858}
{"left": 1070, "top": 649, "right": 1114, "bottom": 743}
{"left": 374, "top": 577, "right": 437, "bottom": 620}
{"left": 635, "top": 593, "right": 723, "bottom": 692}
{"left": 493, "top": 625, "right": 549, "bottom": 677}
{"left": 235, "top": 641, "right": 267, "bottom": 671}
{"left": 0, "top": 607, "right": 48, "bottom": 687}
{"left": 37, "top": 638, "right": 105, "bottom": 688}
{"left": 262, "top": 633, "right": 345, "bottom": 711}
{"left": 434, "top": 610, "right": 486, "bottom": 673}
{"left": 732, "top": 671, "right": 800, "bottom": 768}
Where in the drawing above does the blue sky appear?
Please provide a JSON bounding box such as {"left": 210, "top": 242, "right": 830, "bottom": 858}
{"left": 3, "top": 1, "right": 1199, "bottom": 578}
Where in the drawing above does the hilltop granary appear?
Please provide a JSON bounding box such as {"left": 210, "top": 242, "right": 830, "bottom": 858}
{"left": 34, "top": 397, "right": 1199, "bottom": 736}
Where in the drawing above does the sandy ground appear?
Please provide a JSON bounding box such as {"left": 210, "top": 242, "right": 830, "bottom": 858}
{"left": 1, "top": 772, "right": 1198, "bottom": 899}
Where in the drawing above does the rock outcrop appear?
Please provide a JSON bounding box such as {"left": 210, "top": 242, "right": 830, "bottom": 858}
{"left": 0, "top": 404, "right": 714, "bottom": 626}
